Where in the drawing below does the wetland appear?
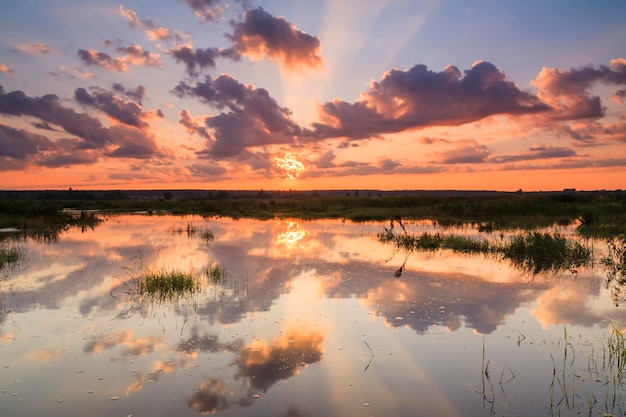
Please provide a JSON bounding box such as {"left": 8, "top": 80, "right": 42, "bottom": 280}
{"left": 1, "top": 192, "right": 626, "bottom": 416}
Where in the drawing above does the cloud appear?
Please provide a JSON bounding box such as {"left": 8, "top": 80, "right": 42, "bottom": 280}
{"left": 77, "top": 49, "right": 127, "bottom": 71}
{"left": 13, "top": 43, "right": 54, "bottom": 55}
{"left": 436, "top": 142, "right": 492, "bottom": 164}
{"left": 116, "top": 45, "right": 163, "bottom": 68}
{"left": 0, "top": 85, "right": 160, "bottom": 161}
{"left": 168, "top": 44, "right": 238, "bottom": 76}
{"left": 0, "top": 63, "right": 12, "bottom": 74}
{"left": 531, "top": 58, "right": 626, "bottom": 120}
{"left": 111, "top": 83, "right": 146, "bottom": 104}
{"left": 183, "top": 0, "right": 227, "bottom": 21}
{"left": 77, "top": 46, "right": 162, "bottom": 72}
{"left": 173, "top": 74, "right": 302, "bottom": 157}
{"left": 229, "top": 7, "right": 323, "bottom": 73}
{"left": 74, "top": 86, "right": 158, "bottom": 128}
{"left": 0, "top": 124, "right": 55, "bottom": 160}
{"left": 178, "top": 109, "right": 211, "bottom": 139}
{"left": 312, "top": 61, "right": 550, "bottom": 140}
{"left": 493, "top": 144, "right": 578, "bottom": 164}
{"left": 119, "top": 5, "right": 183, "bottom": 42}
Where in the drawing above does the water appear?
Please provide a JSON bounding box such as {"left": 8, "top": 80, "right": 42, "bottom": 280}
{"left": 1, "top": 215, "right": 625, "bottom": 416}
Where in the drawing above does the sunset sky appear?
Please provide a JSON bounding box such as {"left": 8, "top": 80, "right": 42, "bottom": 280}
{"left": 1, "top": 0, "right": 625, "bottom": 191}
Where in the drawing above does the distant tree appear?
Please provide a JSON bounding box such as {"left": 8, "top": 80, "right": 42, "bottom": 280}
{"left": 163, "top": 191, "right": 173, "bottom": 200}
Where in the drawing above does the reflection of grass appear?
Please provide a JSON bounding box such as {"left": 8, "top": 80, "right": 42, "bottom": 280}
{"left": 206, "top": 263, "right": 226, "bottom": 284}
{"left": 0, "top": 242, "right": 26, "bottom": 272}
{"left": 546, "top": 325, "right": 626, "bottom": 416}
{"left": 502, "top": 231, "right": 590, "bottom": 274}
{"left": 170, "top": 223, "right": 214, "bottom": 243}
{"left": 603, "top": 236, "right": 626, "bottom": 304}
{"left": 380, "top": 226, "right": 591, "bottom": 274}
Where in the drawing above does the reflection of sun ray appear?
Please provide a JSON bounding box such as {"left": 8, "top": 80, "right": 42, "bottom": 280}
{"left": 276, "top": 222, "right": 306, "bottom": 248}
{"left": 275, "top": 153, "right": 305, "bottom": 179}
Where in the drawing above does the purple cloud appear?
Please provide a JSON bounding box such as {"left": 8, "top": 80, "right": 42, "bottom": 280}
{"left": 312, "top": 61, "right": 550, "bottom": 140}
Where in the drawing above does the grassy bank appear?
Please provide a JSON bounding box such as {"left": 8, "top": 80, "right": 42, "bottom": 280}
{"left": 1, "top": 190, "right": 624, "bottom": 237}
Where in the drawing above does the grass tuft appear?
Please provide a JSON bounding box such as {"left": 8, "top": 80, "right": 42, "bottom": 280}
{"left": 134, "top": 267, "right": 201, "bottom": 301}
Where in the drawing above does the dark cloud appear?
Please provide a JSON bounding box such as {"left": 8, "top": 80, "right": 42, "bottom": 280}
{"left": 31, "top": 122, "right": 59, "bottom": 131}
{"left": 0, "top": 85, "right": 160, "bottom": 161}
{"left": 173, "top": 74, "right": 302, "bottom": 157}
{"left": 179, "top": 109, "right": 211, "bottom": 139}
{"left": 229, "top": 7, "right": 323, "bottom": 72}
{"left": 168, "top": 44, "right": 238, "bottom": 76}
{"left": 0, "top": 124, "right": 99, "bottom": 169}
{"left": 312, "top": 61, "right": 550, "bottom": 140}
{"left": 111, "top": 83, "right": 146, "bottom": 104}
{"left": 74, "top": 86, "right": 153, "bottom": 128}
{"left": 437, "top": 143, "right": 492, "bottom": 164}
{"left": 493, "top": 145, "right": 577, "bottom": 164}
{"left": 532, "top": 58, "right": 626, "bottom": 120}
{"left": 0, "top": 124, "right": 55, "bottom": 160}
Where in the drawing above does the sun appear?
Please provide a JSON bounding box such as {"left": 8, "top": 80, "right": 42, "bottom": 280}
{"left": 275, "top": 153, "right": 305, "bottom": 180}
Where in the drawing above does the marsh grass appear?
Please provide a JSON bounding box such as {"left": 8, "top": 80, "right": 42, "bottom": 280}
{"left": 380, "top": 226, "right": 591, "bottom": 275}
{"left": 602, "top": 236, "right": 626, "bottom": 305}
{"left": 501, "top": 231, "right": 590, "bottom": 274}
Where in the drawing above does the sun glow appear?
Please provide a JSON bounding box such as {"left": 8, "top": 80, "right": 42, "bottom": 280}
{"left": 275, "top": 154, "right": 305, "bottom": 180}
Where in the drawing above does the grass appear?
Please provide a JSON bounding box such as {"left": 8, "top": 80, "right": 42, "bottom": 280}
{"left": 502, "top": 231, "right": 591, "bottom": 274}
{"left": 380, "top": 226, "right": 591, "bottom": 275}
{"left": 1, "top": 191, "right": 625, "bottom": 237}
{"left": 136, "top": 268, "right": 201, "bottom": 300}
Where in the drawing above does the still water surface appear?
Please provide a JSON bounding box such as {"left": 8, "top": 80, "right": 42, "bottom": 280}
{"left": 1, "top": 215, "right": 625, "bottom": 416}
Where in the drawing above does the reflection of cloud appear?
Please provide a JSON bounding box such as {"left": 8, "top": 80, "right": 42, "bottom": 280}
{"left": 186, "top": 379, "right": 234, "bottom": 414}
{"left": 25, "top": 349, "right": 56, "bottom": 361}
{"left": 83, "top": 330, "right": 162, "bottom": 356}
{"left": 236, "top": 326, "right": 324, "bottom": 392}
{"left": 276, "top": 222, "right": 306, "bottom": 248}
{"left": 531, "top": 280, "right": 603, "bottom": 329}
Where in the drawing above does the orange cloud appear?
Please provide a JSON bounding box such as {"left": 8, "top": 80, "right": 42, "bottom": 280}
{"left": 230, "top": 8, "right": 323, "bottom": 73}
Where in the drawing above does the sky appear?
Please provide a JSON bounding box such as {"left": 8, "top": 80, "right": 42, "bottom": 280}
{"left": 0, "top": 0, "right": 625, "bottom": 191}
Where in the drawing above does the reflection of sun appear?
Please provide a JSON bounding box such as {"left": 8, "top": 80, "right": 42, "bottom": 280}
{"left": 277, "top": 222, "right": 306, "bottom": 247}
{"left": 275, "top": 153, "right": 305, "bottom": 180}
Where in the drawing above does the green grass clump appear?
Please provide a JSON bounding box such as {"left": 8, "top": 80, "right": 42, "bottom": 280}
{"left": 501, "top": 231, "right": 590, "bottom": 274}
{"left": 137, "top": 268, "right": 200, "bottom": 300}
